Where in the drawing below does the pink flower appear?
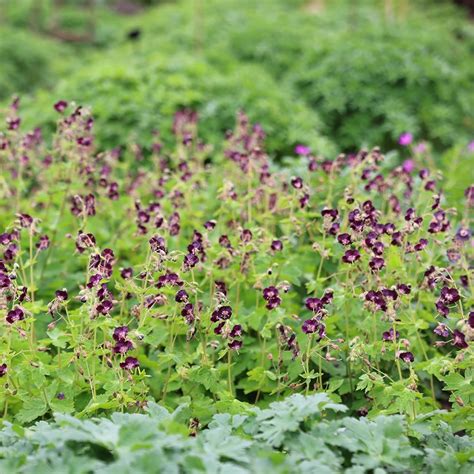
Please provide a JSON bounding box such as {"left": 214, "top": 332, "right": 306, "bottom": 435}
{"left": 398, "top": 132, "right": 413, "bottom": 146}
{"left": 468, "top": 141, "right": 474, "bottom": 153}
{"left": 414, "top": 142, "right": 427, "bottom": 154}
{"left": 295, "top": 144, "right": 311, "bottom": 156}
{"left": 402, "top": 159, "right": 415, "bottom": 173}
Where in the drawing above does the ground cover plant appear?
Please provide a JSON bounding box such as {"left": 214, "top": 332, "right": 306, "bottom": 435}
{"left": 0, "top": 98, "right": 472, "bottom": 439}
{"left": 1, "top": 393, "right": 473, "bottom": 473}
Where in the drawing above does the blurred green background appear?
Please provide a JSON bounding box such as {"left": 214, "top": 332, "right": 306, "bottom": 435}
{"left": 0, "top": 0, "right": 473, "bottom": 198}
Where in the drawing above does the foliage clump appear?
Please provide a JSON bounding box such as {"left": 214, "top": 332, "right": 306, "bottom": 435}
{"left": 0, "top": 100, "right": 472, "bottom": 432}
{"left": 1, "top": 394, "right": 473, "bottom": 473}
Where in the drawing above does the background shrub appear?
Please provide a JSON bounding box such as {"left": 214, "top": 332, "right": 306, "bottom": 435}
{"left": 3, "top": 0, "right": 473, "bottom": 157}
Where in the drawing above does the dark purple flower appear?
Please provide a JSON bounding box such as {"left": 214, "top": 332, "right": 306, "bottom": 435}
{"left": 302, "top": 319, "right": 319, "bottom": 334}
{"left": 57, "top": 392, "right": 65, "bottom": 400}
{"left": 398, "top": 351, "right": 414, "bottom": 363}
{"left": 120, "top": 356, "right": 139, "bottom": 371}
{"left": 452, "top": 330, "right": 468, "bottom": 349}
{"left": 230, "top": 324, "right": 242, "bottom": 338}
{"left": 219, "top": 235, "right": 232, "bottom": 248}
{"left": 54, "top": 100, "right": 68, "bottom": 113}
{"left": 181, "top": 303, "right": 195, "bottom": 324}
{"left": 263, "top": 286, "right": 279, "bottom": 301}
{"left": 96, "top": 299, "right": 113, "bottom": 315}
{"left": 342, "top": 249, "right": 361, "bottom": 264}
{"left": 271, "top": 239, "right": 283, "bottom": 251}
{"left": 391, "top": 232, "right": 403, "bottom": 247}
{"left": 87, "top": 274, "right": 102, "bottom": 288}
{"left": 337, "top": 233, "right": 352, "bottom": 246}
{"left": 405, "top": 208, "right": 416, "bottom": 222}
{"left": 291, "top": 177, "right": 303, "bottom": 189}
{"left": 419, "top": 168, "right": 429, "bottom": 179}
{"left": 305, "top": 297, "right": 322, "bottom": 312}
{"left": 455, "top": 228, "right": 470, "bottom": 242}
{"left": 36, "top": 235, "right": 50, "bottom": 251}
{"left": 308, "top": 158, "right": 318, "bottom": 171}
{"left": 372, "top": 241, "right": 385, "bottom": 256}
{"left": 383, "top": 223, "right": 396, "bottom": 235}
{"left": 184, "top": 253, "right": 199, "bottom": 270}
{"left": 215, "top": 281, "right": 227, "bottom": 296}
{"left": 76, "top": 231, "right": 96, "bottom": 253}
{"left": 365, "top": 290, "right": 387, "bottom": 312}
{"left": 113, "top": 339, "right": 133, "bottom": 354}
{"left": 228, "top": 339, "right": 243, "bottom": 350}
{"left": 55, "top": 289, "right": 68, "bottom": 301}
{"left": 113, "top": 326, "right": 129, "bottom": 342}
{"left": 121, "top": 267, "right": 133, "bottom": 279}
{"left": 397, "top": 284, "right": 411, "bottom": 295}
{"left": 299, "top": 193, "right": 310, "bottom": 208}
{"left": 6, "top": 115, "right": 20, "bottom": 130}
{"left": 204, "top": 220, "right": 216, "bottom": 230}
{"left": 414, "top": 238, "right": 428, "bottom": 252}
{"left": 218, "top": 305, "right": 233, "bottom": 320}
{"left": 435, "top": 301, "right": 450, "bottom": 317}
{"left": 434, "top": 323, "right": 449, "bottom": 338}
{"left": 6, "top": 307, "right": 24, "bottom": 324}
{"left": 440, "top": 287, "right": 460, "bottom": 305}
{"left": 0, "top": 272, "right": 11, "bottom": 289}
{"left": 382, "top": 328, "right": 399, "bottom": 341}
{"left": 0, "top": 364, "right": 7, "bottom": 377}
{"left": 266, "top": 296, "right": 282, "bottom": 310}
{"left": 17, "top": 213, "right": 33, "bottom": 228}
{"left": 3, "top": 243, "right": 18, "bottom": 261}
{"left": 468, "top": 312, "right": 474, "bottom": 329}
{"left": 302, "top": 319, "right": 326, "bottom": 339}
{"left": 214, "top": 321, "right": 225, "bottom": 334}
{"left": 321, "top": 208, "right": 338, "bottom": 222}
{"left": 149, "top": 236, "right": 166, "bottom": 253}
{"left": 175, "top": 289, "right": 189, "bottom": 303}
{"left": 381, "top": 288, "right": 398, "bottom": 300}
{"left": 328, "top": 222, "right": 340, "bottom": 236}
{"left": 321, "top": 290, "right": 334, "bottom": 305}
{"left": 369, "top": 257, "right": 385, "bottom": 272}
{"left": 240, "top": 229, "right": 253, "bottom": 242}
{"left": 0, "top": 233, "right": 11, "bottom": 245}
{"left": 446, "top": 248, "right": 461, "bottom": 264}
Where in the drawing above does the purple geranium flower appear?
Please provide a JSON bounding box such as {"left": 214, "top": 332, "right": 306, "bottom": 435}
{"left": 342, "top": 249, "right": 361, "bottom": 264}
{"left": 6, "top": 307, "right": 24, "bottom": 324}
{"left": 120, "top": 357, "right": 139, "bottom": 371}
{"left": 113, "top": 340, "right": 134, "bottom": 354}
{"left": 54, "top": 100, "right": 68, "bottom": 113}
{"left": 228, "top": 339, "right": 243, "bottom": 350}
{"left": 0, "top": 364, "right": 7, "bottom": 377}
{"left": 113, "top": 326, "right": 129, "bottom": 342}
{"left": 271, "top": 239, "right": 283, "bottom": 252}
{"left": 452, "top": 330, "right": 468, "bottom": 349}
{"left": 398, "top": 351, "right": 414, "bottom": 363}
